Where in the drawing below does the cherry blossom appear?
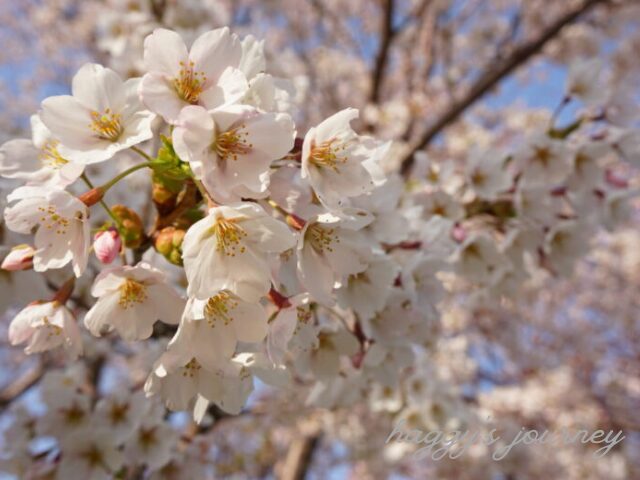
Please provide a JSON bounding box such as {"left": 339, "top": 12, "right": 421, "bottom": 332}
{"left": 84, "top": 263, "right": 184, "bottom": 341}
{"left": 40, "top": 63, "right": 155, "bottom": 164}
{"left": 0, "top": 115, "right": 84, "bottom": 187}
{"left": 182, "top": 202, "right": 296, "bottom": 301}
{"left": 8, "top": 301, "right": 82, "bottom": 358}
{"left": 172, "top": 104, "right": 295, "bottom": 201}
{"left": 4, "top": 187, "right": 90, "bottom": 276}
{"left": 140, "top": 27, "right": 247, "bottom": 124}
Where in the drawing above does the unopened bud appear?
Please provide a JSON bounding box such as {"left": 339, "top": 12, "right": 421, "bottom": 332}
{"left": 286, "top": 213, "right": 306, "bottom": 231}
{"left": 111, "top": 205, "right": 145, "bottom": 248}
{"left": 152, "top": 180, "right": 178, "bottom": 215}
{"left": 78, "top": 187, "right": 105, "bottom": 207}
{"left": 154, "top": 227, "right": 185, "bottom": 265}
{"left": 452, "top": 223, "right": 467, "bottom": 243}
{"left": 1, "top": 244, "right": 35, "bottom": 271}
{"left": 94, "top": 228, "right": 122, "bottom": 264}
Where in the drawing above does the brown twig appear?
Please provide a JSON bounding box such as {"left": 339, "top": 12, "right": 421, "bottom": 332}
{"left": 399, "top": 0, "right": 610, "bottom": 176}
{"left": 0, "top": 361, "right": 44, "bottom": 410}
{"left": 369, "top": 0, "right": 397, "bottom": 105}
{"left": 278, "top": 427, "right": 322, "bottom": 480}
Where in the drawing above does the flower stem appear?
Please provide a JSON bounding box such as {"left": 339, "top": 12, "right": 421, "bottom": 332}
{"left": 130, "top": 146, "right": 154, "bottom": 162}
{"left": 81, "top": 174, "right": 124, "bottom": 230}
{"left": 101, "top": 161, "right": 155, "bottom": 192}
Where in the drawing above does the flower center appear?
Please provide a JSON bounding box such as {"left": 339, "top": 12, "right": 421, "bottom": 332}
{"left": 470, "top": 169, "right": 486, "bottom": 187}
{"left": 174, "top": 61, "right": 206, "bottom": 104}
{"left": 37, "top": 205, "right": 71, "bottom": 235}
{"left": 138, "top": 427, "right": 157, "bottom": 449}
{"left": 89, "top": 109, "right": 123, "bottom": 141}
{"left": 40, "top": 140, "right": 68, "bottom": 169}
{"left": 309, "top": 139, "right": 348, "bottom": 172}
{"left": 60, "top": 402, "right": 86, "bottom": 426}
{"left": 211, "top": 217, "right": 247, "bottom": 257}
{"left": 109, "top": 402, "right": 129, "bottom": 425}
{"left": 307, "top": 223, "right": 338, "bottom": 254}
{"left": 118, "top": 278, "right": 147, "bottom": 309}
{"left": 80, "top": 445, "right": 104, "bottom": 467}
{"left": 182, "top": 358, "right": 201, "bottom": 378}
{"left": 204, "top": 291, "right": 239, "bottom": 327}
{"left": 213, "top": 125, "right": 253, "bottom": 161}
{"left": 533, "top": 146, "right": 552, "bottom": 166}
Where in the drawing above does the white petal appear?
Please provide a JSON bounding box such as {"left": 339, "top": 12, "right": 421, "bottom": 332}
{"left": 143, "top": 28, "right": 187, "bottom": 76}
{"left": 71, "top": 63, "right": 126, "bottom": 112}
{"left": 190, "top": 27, "right": 242, "bottom": 81}
{"left": 139, "top": 73, "right": 188, "bottom": 125}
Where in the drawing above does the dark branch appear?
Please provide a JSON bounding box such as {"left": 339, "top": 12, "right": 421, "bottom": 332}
{"left": 399, "top": 0, "right": 610, "bottom": 176}
{"left": 369, "top": 0, "right": 396, "bottom": 105}
{"left": 0, "top": 361, "right": 44, "bottom": 411}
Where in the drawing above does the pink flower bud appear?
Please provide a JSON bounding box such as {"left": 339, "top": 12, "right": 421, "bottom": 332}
{"left": 605, "top": 168, "right": 628, "bottom": 189}
{"left": 1, "top": 244, "right": 35, "bottom": 271}
{"left": 94, "top": 229, "right": 122, "bottom": 264}
{"left": 451, "top": 223, "right": 467, "bottom": 243}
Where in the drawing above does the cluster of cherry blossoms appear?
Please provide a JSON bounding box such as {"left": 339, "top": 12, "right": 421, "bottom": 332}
{"left": 0, "top": 26, "right": 437, "bottom": 424}
{"left": 1, "top": 21, "right": 639, "bottom": 471}
{"left": 0, "top": 365, "right": 215, "bottom": 479}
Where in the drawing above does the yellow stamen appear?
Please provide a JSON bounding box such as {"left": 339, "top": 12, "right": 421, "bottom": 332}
{"left": 204, "top": 291, "right": 239, "bottom": 327}
{"left": 182, "top": 358, "right": 201, "bottom": 378}
{"left": 213, "top": 124, "right": 253, "bottom": 161}
{"left": 174, "top": 60, "right": 207, "bottom": 104}
{"left": 89, "top": 108, "right": 123, "bottom": 141}
{"left": 118, "top": 278, "right": 147, "bottom": 309}
{"left": 37, "top": 205, "right": 70, "bottom": 235}
{"left": 309, "top": 139, "right": 348, "bottom": 172}
{"left": 306, "top": 223, "right": 338, "bottom": 254}
{"left": 40, "top": 140, "right": 68, "bottom": 168}
{"left": 210, "top": 217, "right": 247, "bottom": 257}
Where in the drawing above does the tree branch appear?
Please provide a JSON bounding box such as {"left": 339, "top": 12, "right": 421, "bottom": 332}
{"left": 278, "top": 426, "right": 322, "bottom": 480}
{"left": 0, "top": 361, "right": 44, "bottom": 411}
{"left": 369, "top": 0, "right": 396, "bottom": 105}
{"left": 399, "top": 0, "right": 610, "bottom": 176}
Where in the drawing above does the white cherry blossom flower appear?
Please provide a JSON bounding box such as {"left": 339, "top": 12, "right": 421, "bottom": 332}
{"left": 140, "top": 28, "right": 247, "bottom": 124}
{"left": 8, "top": 301, "right": 82, "bottom": 358}
{"left": 56, "top": 429, "right": 124, "bottom": 480}
{"left": 297, "top": 212, "right": 372, "bottom": 305}
{"left": 145, "top": 353, "right": 253, "bottom": 415}
{"left": 40, "top": 63, "right": 155, "bottom": 164}
{"left": 172, "top": 104, "right": 295, "bottom": 201}
{"left": 465, "top": 148, "right": 512, "bottom": 200}
{"left": 566, "top": 58, "right": 606, "bottom": 105}
{"left": 168, "top": 291, "right": 268, "bottom": 365}
{"left": 124, "top": 412, "right": 178, "bottom": 470}
{"left": 182, "top": 202, "right": 296, "bottom": 301}
{"left": 0, "top": 115, "right": 84, "bottom": 187}
{"left": 266, "top": 294, "right": 314, "bottom": 366}
{"left": 400, "top": 254, "right": 447, "bottom": 309}
{"left": 361, "top": 290, "right": 437, "bottom": 347}
{"left": 543, "top": 221, "right": 591, "bottom": 276}
{"left": 567, "top": 141, "right": 610, "bottom": 189}
{"left": 335, "top": 254, "right": 399, "bottom": 321}
{"left": 301, "top": 108, "right": 379, "bottom": 209}
{"left": 94, "top": 390, "right": 148, "bottom": 443}
{"left": 454, "top": 233, "right": 509, "bottom": 285}
{"left": 84, "top": 263, "right": 184, "bottom": 341}
{"left": 516, "top": 132, "right": 571, "bottom": 187}
{"left": 350, "top": 174, "right": 409, "bottom": 244}
{"left": 415, "top": 190, "right": 465, "bottom": 221}
{"left": 4, "top": 187, "right": 90, "bottom": 276}
{"left": 37, "top": 392, "right": 92, "bottom": 438}
{"left": 296, "top": 327, "right": 359, "bottom": 381}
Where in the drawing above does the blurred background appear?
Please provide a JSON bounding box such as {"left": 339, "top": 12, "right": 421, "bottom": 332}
{"left": 1, "top": 0, "right": 639, "bottom": 479}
